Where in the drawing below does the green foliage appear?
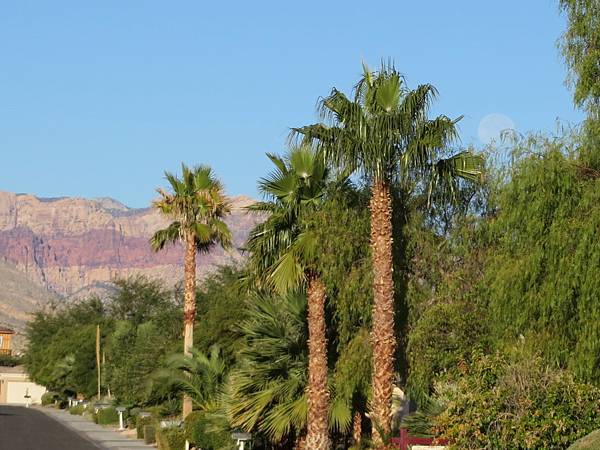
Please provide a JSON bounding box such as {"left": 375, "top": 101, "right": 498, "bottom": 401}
{"left": 69, "top": 404, "right": 85, "bottom": 415}
{"left": 244, "top": 144, "right": 333, "bottom": 293}
{"left": 407, "top": 297, "right": 490, "bottom": 404}
{"left": 107, "top": 320, "right": 174, "bottom": 404}
{"left": 156, "top": 426, "right": 185, "bottom": 450}
{"left": 225, "top": 292, "right": 308, "bottom": 443}
{"left": 0, "top": 353, "right": 22, "bottom": 367}
{"left": 184, "top": 410, "right": 234, "bottom": 450}
{"left": 294, "top": 61, "right": 483, "bottom": 191}
{"left": 304, "top": 188, "right": 373, "bottom": 347}
{"left": 109, "top": 276, "right": 180, "bottom": 331}
{"left": 194, "top": 265, "right": 249, "bottom": 363}
{"left": 559, "top": 0, "right": 600, "bottom": 119}
{"left": 137, "top": 415, "right": 154, "bottom": 439}
{"left": 434, "top": 350, "right": 600, "bottom": 449}
{"left": 41, "top": 391, "right": 61, "bottom": 406}
{"left": 484, "top": 134, "right": 600, "bottom": 384}
{"left": 97, "top": 407, "right": 119, "bottom": 425}
{"left": 150, "top": 163, "right": 231, "bottom": 254}
{"left": 332, "top": 328, "right": 371, "bottom": 424}
{"left": 144, "top": 425, "right": 157, "bottom": 444}
{"left": 24, "top": 297, "right": 110, "bottom": 397}
{"left": 400, "top": 396, "right": 445, "bottom": 438}
{"left": 150, "top": 346, "right": 226, "bottom": 411}
{"left": 25, "top": 277, "right": 180, "bottom": 404}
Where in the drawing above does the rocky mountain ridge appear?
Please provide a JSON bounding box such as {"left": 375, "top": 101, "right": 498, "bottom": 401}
{"left": 0, "top": 190, "right": 259, "bottom": 298}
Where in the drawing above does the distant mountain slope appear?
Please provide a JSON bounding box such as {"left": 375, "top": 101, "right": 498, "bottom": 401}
{"left": 0, "top": 191, "right": 260, "bottom": 298}
{"left": 0, "top": 258, "right": 58, "bottom": 350}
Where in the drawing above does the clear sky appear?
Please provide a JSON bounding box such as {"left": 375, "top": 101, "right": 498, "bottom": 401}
{"left": 0, "top": 1, "right": 583, "bottom": 207}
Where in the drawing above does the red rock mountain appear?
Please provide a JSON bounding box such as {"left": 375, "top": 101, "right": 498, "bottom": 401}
{"left": 0, "top": 191, "right": 259, "bottom": 298}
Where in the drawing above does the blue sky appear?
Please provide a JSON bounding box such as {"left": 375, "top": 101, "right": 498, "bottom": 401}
{"left": 0, "top": 1, "right": 582, "bottom": 207}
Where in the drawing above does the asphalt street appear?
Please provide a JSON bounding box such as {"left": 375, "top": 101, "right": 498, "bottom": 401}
{"left": 0, "top": 405, "right": 102, "bottom": 450}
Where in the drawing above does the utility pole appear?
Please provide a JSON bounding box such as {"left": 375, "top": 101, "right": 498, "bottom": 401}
{"left": 96, "top": 324, "right": 101, "bottom": 399}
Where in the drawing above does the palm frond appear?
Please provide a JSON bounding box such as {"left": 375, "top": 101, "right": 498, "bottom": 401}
{"left": 150, "top": 222, "right": 181, "bottom": 251}
{"left": 245, "top": 145, "right": 332, "bottom": 292}
{"left": 426, "top": 151, "right": 484, "bottom": 205}
{"left": 291, "top": 62, "right": 485, "bottom": 198}
{"left": 225, "top": 292, "right": 308, "bottom": 442}
{"left": 149, "top": 346, "right": 227, "bottom": 411}
{"left": 151, "top": 163, "right": 232, "bottom": 255}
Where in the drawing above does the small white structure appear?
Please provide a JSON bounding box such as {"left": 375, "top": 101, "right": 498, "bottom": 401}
{"left": 0, "top": 366, "right": 46, "bottom": 405}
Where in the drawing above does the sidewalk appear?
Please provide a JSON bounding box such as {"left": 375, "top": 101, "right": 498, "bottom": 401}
{"left": 36, "top": 406, "right": 155, "bottom": 450}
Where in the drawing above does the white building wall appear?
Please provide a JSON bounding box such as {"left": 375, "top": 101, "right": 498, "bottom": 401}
{"left": 0, "top": 368, "right": 47, "bottom": 405}
{"left": 6, "top": 380, "right": 46, "bottom": 405}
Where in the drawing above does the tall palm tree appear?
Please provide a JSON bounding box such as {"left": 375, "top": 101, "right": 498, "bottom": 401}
{"left": 150, "top": 163, "right": 231, "bottom": 418}
{"left": 294, "top": 63, "right": 484, "bottom": 446}
{"left": 245, "top": 145, "right": 334, "bottom": 450}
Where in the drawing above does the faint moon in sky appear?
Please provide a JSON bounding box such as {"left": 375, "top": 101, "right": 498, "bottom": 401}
{"left": 478, "top": 113, "right": 515, "bottom": 144}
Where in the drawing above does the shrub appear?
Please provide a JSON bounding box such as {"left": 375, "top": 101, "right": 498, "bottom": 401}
{"left": 144, "top": 424, "right": 156, "bottom": 444}
{"left": 0, "top": 353, "right": 22, "bottom": 367}
{"left": 69, "top": 404, "right": 85, "bottom": 415}
{"left": 407, "top": 297, "right": 490, "bottom": 405}
{"left": 96, "top": 407, "right": 119, "bottom": 425}
{"left": 184, "top": 411, "right": 208, "bottom": 447}
{"left": 126, "top": 416, "right": 136, "bottom": 429}
{"left": 433, "top": 350, "right": 600, "bottom": 449}
{"left": 137, "top": 414, "right": 153, "bottom": 439}
{"left": 41, "top": 392, "right": 60, "bottom": 406}
{"left": 184, "top": 410, "right": 232, "bottom": 450}
{"left": 124, "top": 407, "right": 139, "bottom": 429}
{"left": 156, "top": 426, "right": 185, "bottom": 450}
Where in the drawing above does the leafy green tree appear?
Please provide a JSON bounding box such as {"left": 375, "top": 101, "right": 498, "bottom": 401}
{"left": 559, "top": 0, "right": 600, "bottom": 168}
{"left": 483, "top": 133, "right": 600, "bottom": 384}
{"left": 294, "top": 62, "right": 483, "bottom": 444}
{"left": 106, "top": 320, "right": 174, "bottom": 405}
{"left": 194, "top": 265, "right": 249, "bottom": 364}
{"left": 245, "top": 145, "right": 336, "bottom": 449}
{"left": 559, "top": 0, "right": 600, "bottom": 121}
{"left": 109, "top": 276, "right": 180, "bottom": 331}
{"left": 105, "top": 321, "right": 137, "bottom": 402}
{"left": 151, "top": 163, "right": 232, "bottom": 418}
{"left": 24, "top": 297, "right": 111, "bottom": 397}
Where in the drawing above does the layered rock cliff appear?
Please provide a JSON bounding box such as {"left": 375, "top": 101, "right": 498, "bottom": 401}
{"left": 0, "top": 191, "right": 259, "bottom": 298}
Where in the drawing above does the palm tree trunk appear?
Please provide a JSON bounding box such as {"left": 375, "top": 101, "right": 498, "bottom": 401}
{"left": 305, "top": 274, "right": 331, "bottom": 450}
{"left": 182, "top": 233, "right": 197, "bottom": 419}
{"left": 369, "top": 181, "right": 395, "bottom": 447}
{"left": 352, "top": 411, "right": 362, "bottom": 446}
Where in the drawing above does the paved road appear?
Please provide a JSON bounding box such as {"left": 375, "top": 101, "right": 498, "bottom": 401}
{"left": 0, "top": 405, "right": 102, "bottom": 450}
